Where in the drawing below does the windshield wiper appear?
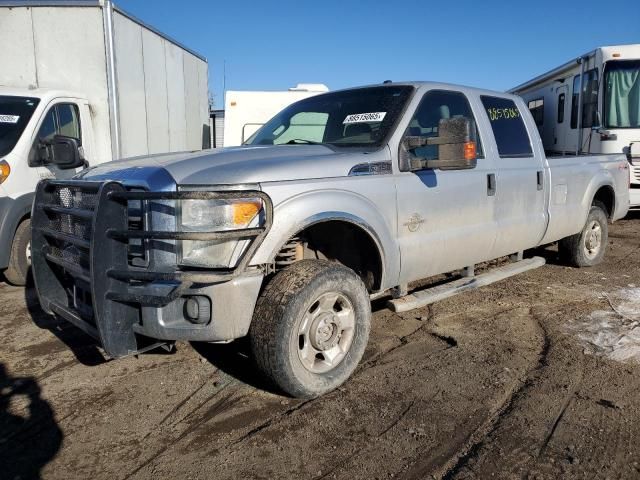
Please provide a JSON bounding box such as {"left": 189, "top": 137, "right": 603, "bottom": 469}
{"left": 284, "top": 139, "right": 325, "bottom": 145}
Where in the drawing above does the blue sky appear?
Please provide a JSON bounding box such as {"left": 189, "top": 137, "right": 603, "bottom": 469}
{"left": 117, "top": 0, "right": 640, "bottom": 108}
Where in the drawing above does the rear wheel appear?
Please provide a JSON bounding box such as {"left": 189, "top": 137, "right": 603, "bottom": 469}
{"left": 559, "top": 203, "right": 608, "bottom": 267}
{"left": 4, "top": 219, "right": 31, "bottom": 286}
{"left": 249, "top": 260, "right": 371, "bottom": 398}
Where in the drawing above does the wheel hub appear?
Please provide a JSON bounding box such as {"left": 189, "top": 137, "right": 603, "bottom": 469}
{"left": 310, "top": 313, "right": 341, "bottom": 351}
{"left": 584, "top": 221, "right": 602, "bottom": 257}
{"left": 295, "top": 291, "right": 356, "bottom": 374}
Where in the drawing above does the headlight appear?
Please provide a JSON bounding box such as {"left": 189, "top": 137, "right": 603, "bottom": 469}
{"left": 179, "top": 197, "right": 262, "bottom": 268}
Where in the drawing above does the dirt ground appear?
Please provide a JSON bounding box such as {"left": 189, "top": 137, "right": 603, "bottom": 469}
{"left": 2, "top": 213, "right": 640, "bottom": 480}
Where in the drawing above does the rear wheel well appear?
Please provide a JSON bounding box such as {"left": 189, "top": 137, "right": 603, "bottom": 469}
{"left": 593, "top": 186, "right": 615, "bottom": 219}
{"left": 273, "top": 221, "right": 383, "bottom": 292}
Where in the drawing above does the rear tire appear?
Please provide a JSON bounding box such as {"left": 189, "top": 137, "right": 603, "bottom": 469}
{"left": 249, "top": 260, "right": 371, "bottom": 398}
{"left": 4, "top": 219, "right": 31, "bottom": 286}
{"left": 559, "top": 203, "right": 608, "bottom": 267}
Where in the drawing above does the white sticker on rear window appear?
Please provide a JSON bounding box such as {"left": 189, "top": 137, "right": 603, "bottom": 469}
{"left": 0, "top": 115, "right": 19, "bottom": 124}
{"left": 343, "top": 112, "right": 387, "bottom": 124}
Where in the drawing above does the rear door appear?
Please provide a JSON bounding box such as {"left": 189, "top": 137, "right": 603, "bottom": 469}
{"left": 395, "top": 89, "right": 497, "bottom": 282}
{"left": 479, "top": 95, "right": 548, "bottom": 258}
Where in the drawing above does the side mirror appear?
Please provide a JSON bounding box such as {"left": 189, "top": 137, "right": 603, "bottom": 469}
{"left": 401, "top": 117, "right": 478, "bottom": 171}
{"left": 44, "top": 136, "right": 84, "bottom": 170}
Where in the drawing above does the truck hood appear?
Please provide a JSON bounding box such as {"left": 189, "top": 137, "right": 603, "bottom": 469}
{"left": 79, "top": 145, "right": 389, "bottom": 185}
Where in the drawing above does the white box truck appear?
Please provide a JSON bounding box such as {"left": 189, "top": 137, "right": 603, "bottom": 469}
{"left": 220, "top": 84, "right": 329, "bottom": 147}
{"left": 510, "top": 44, "right": 640, "bottom": 206}
{"left": 0, "top": 0, "right": 210, "bottom": 285}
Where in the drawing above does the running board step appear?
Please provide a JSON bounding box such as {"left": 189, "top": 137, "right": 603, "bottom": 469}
{"left": 387, "top": 256, "right": 546, "bottom": 313}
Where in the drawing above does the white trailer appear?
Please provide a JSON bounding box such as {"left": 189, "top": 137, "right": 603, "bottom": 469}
{"left": 220, "top": 84, "right": 329, "bottom": 147}
{"left": 510, "top": 44, "right": 640, "bottom": 206}
{"left": 0, "top": 0, "right": 210, "bottom": 285}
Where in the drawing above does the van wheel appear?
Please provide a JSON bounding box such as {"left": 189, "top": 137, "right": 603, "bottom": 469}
{"left": 4, "top": 219, "right": 31, "bottom": 286}
{"left": 249, "top": 260, "right": 371, "bottom": 398}
{"left": 559, "top": 203, "right": 608, "bottom": 267}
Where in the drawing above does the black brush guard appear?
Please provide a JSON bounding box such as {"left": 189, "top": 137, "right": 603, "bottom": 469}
{"left": 32, "top": 180, "right": 273, "bottom": 357}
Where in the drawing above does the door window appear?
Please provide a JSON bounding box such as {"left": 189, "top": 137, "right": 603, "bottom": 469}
{"left": 57, "top": 104, "right": 81, "bottom": 140}
{"left": 403, "top": 90, "right": 483, "bottom": 163}
{"left": 29, "top": 103, "right": 82, "bottom": 165}
{"left": 557, "top": 93, "right": 565, "bottom": 123}
{"left": 481, "top": 96, "right": 533, "bottom": 158}
{"left": 571, "top": 69, "right": 599, "bottom": 129}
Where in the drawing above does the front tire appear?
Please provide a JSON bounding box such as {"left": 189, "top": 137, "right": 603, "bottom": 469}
{"left": 4, "top": 219, "right": 31, "bottom": 286}
{"left": 559, "top": 203, "right": 608, "bottom": 267}
{"left": 249, "top": 260, "right": 371, "bottom": 398}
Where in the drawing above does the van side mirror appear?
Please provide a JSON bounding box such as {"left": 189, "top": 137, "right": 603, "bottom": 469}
{"left": 42, "top": 136, "right": 84, "bottom": 170}
{"left": 401, "top": 117, "right": 478, "bottom": 171}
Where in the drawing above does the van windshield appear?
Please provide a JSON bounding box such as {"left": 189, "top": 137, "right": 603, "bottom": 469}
{"left": 604, "top": 60, "right": 640, "bottom": 128}
{"left": 245, "top": 86, "right": 414, "bottom": 148}
{"left": 0, "top": 96, "right": 40, "bottom": 157}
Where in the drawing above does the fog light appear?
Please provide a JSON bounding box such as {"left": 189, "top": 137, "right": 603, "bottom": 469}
{"left": 184, "top": 296, "right": 211, "bottom": 325}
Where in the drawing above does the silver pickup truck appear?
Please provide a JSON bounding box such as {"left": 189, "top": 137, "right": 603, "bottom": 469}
{"left": 31, "top": 82, "right": 630, "bottom": 398}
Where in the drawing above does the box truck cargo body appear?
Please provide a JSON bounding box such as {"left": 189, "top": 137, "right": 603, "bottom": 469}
{"left": 0, "top": 0, "right": 209, "bottom": 284}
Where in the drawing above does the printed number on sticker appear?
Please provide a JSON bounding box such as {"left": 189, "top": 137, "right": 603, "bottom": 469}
{"left": 343, "top": 112, "right": 387, "bottom": 124}
{"left": 0, "top": 115, "right": 19, "bottom": 124}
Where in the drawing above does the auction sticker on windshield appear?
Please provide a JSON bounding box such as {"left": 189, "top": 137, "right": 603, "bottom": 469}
{"left": 0, "top": 115, "right": 20, "bottom": 124}
{"left": 343, "top": 112, "right": 387, "bottom": 124}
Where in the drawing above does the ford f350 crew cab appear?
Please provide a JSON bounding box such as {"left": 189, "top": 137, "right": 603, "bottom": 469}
{"left": 32, "top": 82, "right": 630, "bottom": 398}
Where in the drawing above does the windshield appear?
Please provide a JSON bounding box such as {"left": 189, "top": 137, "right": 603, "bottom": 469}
{"left": 604, "top": 60, "right": 640, "bottom": 128}
{"left": 245, "top": 85, "right": 414, "bottom": 148}
{"left": 0, "top": 96, "right": 40, "bottom": 157}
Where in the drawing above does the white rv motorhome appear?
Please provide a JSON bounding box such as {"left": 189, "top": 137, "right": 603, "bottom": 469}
{"left": 510, "top": 44, "right": 640, "bottom": 206}
{"left": 0, "top": 0, "right": 210, "bottom": 285}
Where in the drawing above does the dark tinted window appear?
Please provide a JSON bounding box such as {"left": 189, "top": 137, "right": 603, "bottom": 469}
{"left": 404, "top": 89, "right": 483, "bottom": 161}
{"left": 0, "top": 96, "right": 40, "bottom": 157}
{"left": 527, "top": 98, "right": 544, "bottom": 126}
{"left": 558, "top": 93, "right": 565, "bottom": 123}
{"left": 481, "top": 96, "right": 533, "bottom": 157}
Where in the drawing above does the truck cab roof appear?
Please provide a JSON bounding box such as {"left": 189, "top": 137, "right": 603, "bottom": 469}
{"left": 0, "top": 86, "right": 86, "bottom": 102}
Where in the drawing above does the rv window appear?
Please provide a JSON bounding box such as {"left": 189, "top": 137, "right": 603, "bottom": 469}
{"left": 571, "top": 69, "right": 599, "bottom": 129}
{"left": 481, "top": 96, "right": 533, "bottom": 158}
{"left": 604, "top": 60, "right": 640, "bottom": 129}
{"left": 527, "top": 98, "right": 544, "bottom": 126}
{"left": 558, "top": 93, "right": 565, "bottom": 123}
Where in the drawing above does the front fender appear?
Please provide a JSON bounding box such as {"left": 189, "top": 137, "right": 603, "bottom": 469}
{"left": 251, "top": 187, "right": 400, "bottom": 289}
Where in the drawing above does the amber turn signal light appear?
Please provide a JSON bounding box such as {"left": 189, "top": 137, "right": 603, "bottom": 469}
{"left": 232, "top": 201, "right": 261, "bottom": 226}
{"left": 464, "top": 142, "right": 476, "bottom": 160}
{"left": 0, "top": 160, "right": 10, "bottom": 185}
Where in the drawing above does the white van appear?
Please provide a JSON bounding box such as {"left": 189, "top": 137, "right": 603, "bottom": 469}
{"left": 0, "top": 0, "right": 209, "bottom": 284}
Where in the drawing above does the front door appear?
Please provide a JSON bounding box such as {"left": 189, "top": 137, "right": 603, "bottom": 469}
{"left": 30, "top": 102, "right": 83, "bottom": 181}
{"left": 395, "top": 89, "right": 497, "bottom": 283}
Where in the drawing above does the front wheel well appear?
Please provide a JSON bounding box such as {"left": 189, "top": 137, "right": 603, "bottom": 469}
{"left": 273, "top": 220, "right": 383, "bottom": 292}
{"left": 592, "top": 185, "right": 615, "bottom": 219}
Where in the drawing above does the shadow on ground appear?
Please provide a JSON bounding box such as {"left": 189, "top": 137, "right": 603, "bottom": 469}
{"left": 0, "top": 363, "right": 62, "bottom": 480}
{"left": 191, "top": 339, "right": 283, "bottom": 396}
{"left": 23, "top": 286, "right": 107, "bottom": 367}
